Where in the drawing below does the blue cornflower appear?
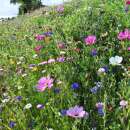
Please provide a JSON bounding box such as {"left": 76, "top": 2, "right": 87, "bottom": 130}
{"left": 15, "top": 96, "right": 22, "bottom": 101}
{"left": 9, "top": 121, "right": 16, "bottom": 128}
{"left": 60, "top": 109, "right": 67, "bottom": 116}
{"left": 98, "top": 108, "right": 104, "bottom": 116}
{"left": 90, "top": 49, "right": 98, "bottom": 56}
{"left": 54, "top": 88, "right": 61, "bottom": 94}
{"left": 71, "top": 83, "right": 80, "bottom": 90}
{"left": 102, "top": 66, "right": 108, "bottom": 73}
{"left": 90, "top": 86, "right": 98, "bottom": 94}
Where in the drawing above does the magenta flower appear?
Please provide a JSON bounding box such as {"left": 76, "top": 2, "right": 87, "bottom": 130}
{"left": 126, "top": 1, "right": 130, "bottom": 5}
{"left": 66, "top": 105, "right": 88, "bottom": 118}
{"left": 37, "top": 76, "right": 54, "bottom": 92}
{"left": 34, "top": 45, "right": 43, "bottom": 53}
{"left": 118, "top": 29, "right": 130, "bottom": 40}
{"left": 120, "top": 100, "right": 128, "bottom": 107}
{"left": 35, "top": 34, "right": 45, "bottom": 41}
{"left": 128, "top": 47, "right": 130, "bottom": 51}
{"left": 85, "top": 35, "right": 96, "bottom": 45}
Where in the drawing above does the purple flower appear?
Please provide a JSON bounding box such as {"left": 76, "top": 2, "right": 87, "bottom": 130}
{"left": 66, "top": 105, "right": 88, "bottom": 118}
{"left": 54, "top": 88, "right": 61, "bottom": 94}
{"left": 15, "top": 96, "right": 22, "bottom": 101}
{"left": 60, "top": 109, "right": 67, "bottom": 116}
{"left": 96, "top": 102, "right": 104, "bottom": 116}
{"left": 9, "top": 121, "right": 16, "bottom": 128}
{"left": 97, "top": 108, "right": 104, "bottom": 116}
{"left": 102, "top": 66, "right": 108, "bottom": 73}
{"left": 36, "top": 104, "right": 44, "bottom": 109}
{"left": 96, "top": 102, "right": 103, "bottom": 109}
{"left": 57, "top": 57, "right": 65, "bottom": 62}
{"left": 44, "top": 32, "right": 53, "bottom": 36}
{"left": 56, "top": 5, "right": 64, "bottom": 13}
{"left": 90, "top": 86, "right": 98, "bottom": 94}
{"left": 35, "top": 34, "right": 45, "bottom": 41}
{"left": 91, "top": 49, "right": 98, "bottom": 56}
{"left": 71, "top": 83, "right": 80, "bottom": 90}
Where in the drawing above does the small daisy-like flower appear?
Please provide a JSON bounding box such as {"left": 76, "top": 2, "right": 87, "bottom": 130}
{"left": 109, "top": 56, "right": 123, "bottom": 65}
{"left": 98, "top": 68, "right": 106, "bottom": 74}
{"left": 24, "top": 103, "right": 32, "bottom": 109}
{"left": 120, "top": 100, "right": 128, "bottom": 107}
{"left": 36, "top": 104, "right": 44, "bottom": 109}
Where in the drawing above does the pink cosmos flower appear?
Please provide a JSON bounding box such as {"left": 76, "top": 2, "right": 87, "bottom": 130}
{"left": 35, "top": 34, "right": 45, "bottom": 41}
{"left": 120, "top": 100, "right": 128, "bottom": 107}
{"left": 66, "top": 105, "right": 88, "bottom": 118}
{"left": 37, "top": 76, "right": 54, "bottom": 92}
{"left": 128, "top": 47, "right": 130, "bottom": 51}
{"left": 118, "top": 29, "right": 130, "bottom": 40}
{"left": 85, "top": 35, "right": 96, "bottom": 45}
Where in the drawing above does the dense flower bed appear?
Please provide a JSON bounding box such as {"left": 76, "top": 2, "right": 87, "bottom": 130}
{"left": 0, "top": 0, "right": 130, "bottom": 130}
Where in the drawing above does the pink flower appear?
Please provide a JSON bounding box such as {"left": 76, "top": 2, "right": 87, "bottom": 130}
{"left": 37, "top": 76, "right": 54, "bottom": 92}
{"left": 128, "top": 47, "right": 130, "bottom": 51}
{"left": 34, "top": 45, "right": 43, "bottom": 53}
{"left": 38, "top": 61, "right": 48, "bottom": 65}
{"left": 35, "top": 34, "right": 45, "bottom": 41}
{"left": 57, "top": 42, "right": 66, "bottom": 49}
{"left": 126, "top": 1, "right": 130, "bottom": 5}
{"left": 120, "top": 100, "right": 128, "bottom": 107}
{"left": 66, "top": 105, "right": 88, "bottom": 118}
{"left": 48, "top": 59, "right": 56, "bottom": 64}
{"left": 118, "top": 29, "right": 130, "bottom": 40}
{"left": 85, "top": 35, "right": 96, "bottom": 45}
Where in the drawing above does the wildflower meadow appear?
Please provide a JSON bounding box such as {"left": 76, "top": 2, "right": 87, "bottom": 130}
{"left": 0, "top": 0, "right": 130, "bottom": 129}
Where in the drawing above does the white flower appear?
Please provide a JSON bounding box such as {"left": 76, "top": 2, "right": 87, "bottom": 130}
{"left": 1, "top": 98, "right": 10, "bottom": 103}
{"left": 24, "top": 103, "right": 32, "bottom": 109}
{"left": 109, "top": 56, "right": 123, "bottom": 65}
{"left": 33, "top": 54, "right": 38, "bottom": 59}
{"left": 98, "top": 68, "right": 105, "bottom": 74}
{"left": 60, "top": 51, "right": 66, "bottom": 55}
